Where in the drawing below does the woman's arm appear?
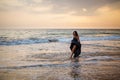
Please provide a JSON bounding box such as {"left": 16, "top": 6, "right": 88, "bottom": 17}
{"left": 70, "top": 45, "right": 76, "bottom": 59}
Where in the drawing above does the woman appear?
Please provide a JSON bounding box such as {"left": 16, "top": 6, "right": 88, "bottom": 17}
{"left": 70, "top": 31, "right": 81, "bottom": 59}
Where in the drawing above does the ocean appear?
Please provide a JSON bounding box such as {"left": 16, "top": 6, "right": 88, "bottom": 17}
{"left": 0, "top": 29, "right": 120, "bottom": 45}
{"left": 0, "top": 29, "right": 120, "bottom": 80}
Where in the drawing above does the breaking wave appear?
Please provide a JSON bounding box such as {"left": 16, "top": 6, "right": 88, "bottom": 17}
{"left": 0, "top": 35, "right": 120, "bottom": 46}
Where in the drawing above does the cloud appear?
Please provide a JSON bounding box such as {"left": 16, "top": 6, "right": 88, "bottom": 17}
{"left": 0, "top": 0, "right": 24, "bottom": 11}
{"left": 0, "top": 0, "right": 120, "bottom": 29}
{"left": 40, "top": 0, "right": 120, "bottom": 16}
{"left": 0, "top": 0, "right": 120, "bottom": 15}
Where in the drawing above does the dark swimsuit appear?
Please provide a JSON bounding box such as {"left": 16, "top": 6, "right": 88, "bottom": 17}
{"left": 70, "top": 38, "right": 81, "bottom": 58}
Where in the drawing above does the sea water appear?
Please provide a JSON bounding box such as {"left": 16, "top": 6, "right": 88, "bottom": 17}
{"left": 0, "top": 29, "right": 120, "bottom": 80}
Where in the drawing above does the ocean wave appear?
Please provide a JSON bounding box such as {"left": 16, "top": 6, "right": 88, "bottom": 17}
{"left": 0, "top": 63, "right": 70, "bottom": 69}
{"left": 0, "top": 35, "right": 120, "bottom": 46}
{"left": 0, "top": 37, "right": 59, "bottom": 45}
{"left": 81, "top": 35, "right": 120, "bottom": 41}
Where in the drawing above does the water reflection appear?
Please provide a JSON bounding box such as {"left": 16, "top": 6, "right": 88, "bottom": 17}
{"left": 70, "top": 58, "right": 81, "bottom": 80}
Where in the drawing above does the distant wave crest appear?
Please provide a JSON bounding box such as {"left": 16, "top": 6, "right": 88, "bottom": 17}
{"left": 0, "top": 37, "right": 59, "bottom": 45}
{"left": 0, "top": 35, "right": 120, "bottom": 46}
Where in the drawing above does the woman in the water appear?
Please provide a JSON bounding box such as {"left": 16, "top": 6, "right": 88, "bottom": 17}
{"left": 70, "top": 31, "right": 81, "bottom": 59}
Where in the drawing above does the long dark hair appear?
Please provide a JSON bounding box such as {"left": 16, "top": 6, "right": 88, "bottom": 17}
{"left": 73, "top": 31, "right": 80, "bottom": 42}
{"left": 73, "top": 31, "right": 78, "bottom": 36}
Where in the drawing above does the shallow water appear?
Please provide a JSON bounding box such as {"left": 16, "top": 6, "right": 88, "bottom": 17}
{"left": 0, "top": 29, "right": 120, "bottom": 80}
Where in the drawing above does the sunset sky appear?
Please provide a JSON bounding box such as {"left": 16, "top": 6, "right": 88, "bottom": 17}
{"left": 0, "top": 0, "right": 120, "bottom": 29}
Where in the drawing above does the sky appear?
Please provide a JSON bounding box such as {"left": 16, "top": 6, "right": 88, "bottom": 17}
{"left": 0, "top": 0, "right": 120, "bottom": 29}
